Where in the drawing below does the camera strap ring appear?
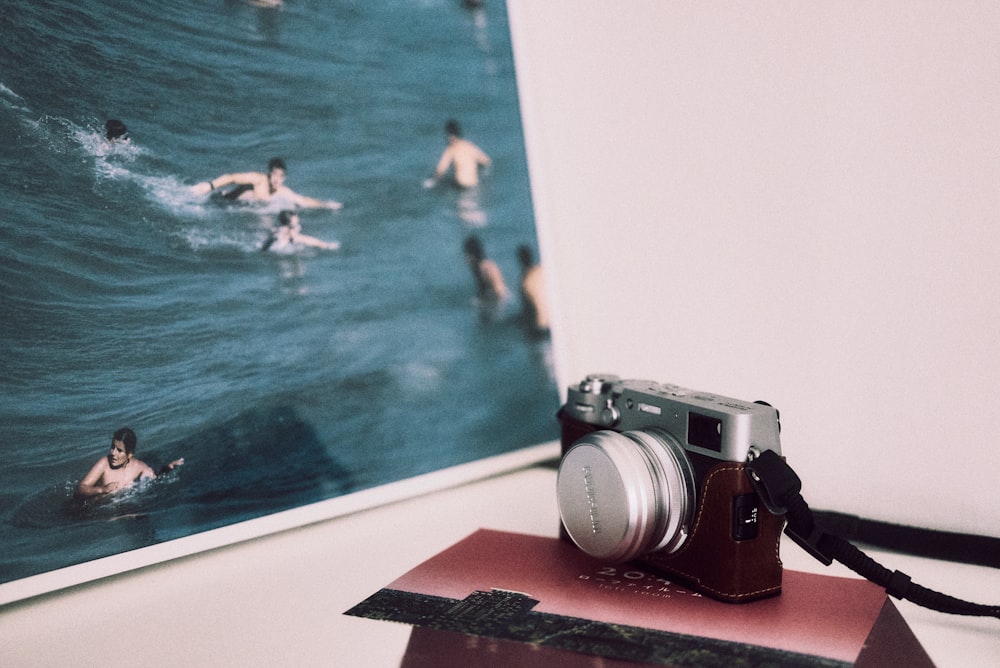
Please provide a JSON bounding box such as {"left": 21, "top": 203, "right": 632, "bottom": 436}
{"left": 746, "top": 450, "right": 1000, "bottom": 620}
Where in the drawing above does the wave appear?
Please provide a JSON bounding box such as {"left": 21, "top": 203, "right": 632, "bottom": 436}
{"left": 0, "top": 79, "right": 289, "bottom": 257}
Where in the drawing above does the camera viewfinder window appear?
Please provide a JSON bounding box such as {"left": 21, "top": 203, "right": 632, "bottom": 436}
{"left": 688, "top": 413, "right": 723, "bottom": 451}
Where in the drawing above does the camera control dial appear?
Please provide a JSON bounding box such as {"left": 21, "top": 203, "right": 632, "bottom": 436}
{"left": 580, "top": 374, "right": 619, "bottom": 395}
{"left": 599, "top": 402, "right": 620, "bottom": 427}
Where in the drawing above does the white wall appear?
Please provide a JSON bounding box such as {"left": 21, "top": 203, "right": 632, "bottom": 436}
{"left": 510, "top": 1, "right": 999, "bottom": 536}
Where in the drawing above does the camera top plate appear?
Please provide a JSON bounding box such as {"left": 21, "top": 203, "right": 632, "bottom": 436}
{"left": 564, "top": 375, "right": 782, "bottom": 462}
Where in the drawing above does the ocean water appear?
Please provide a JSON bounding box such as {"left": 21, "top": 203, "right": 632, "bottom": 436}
{"left": 0, "top": 0, "right": 558, "bottom": 586}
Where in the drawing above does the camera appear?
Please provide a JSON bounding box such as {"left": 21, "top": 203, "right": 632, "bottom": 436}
{"left": 556, "top": 374, "right": 785, "bottom": 602}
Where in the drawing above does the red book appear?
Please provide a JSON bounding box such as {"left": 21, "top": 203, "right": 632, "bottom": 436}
{"left": 346, "top": 529, "right": 933, "bottom": 667}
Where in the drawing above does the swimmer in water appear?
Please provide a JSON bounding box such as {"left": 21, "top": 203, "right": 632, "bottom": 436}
{"left": 516, "top": 244, "right": 551, "bottom": 337}
{"left": 191, "top": 158, "right": 342, "bottom": 209}
{"left": 463, "top": 234, "right": 509, "bottom": 305}
{"left": 424, "top": 119, "right": 491, "bottom": 189}
{"left": 261, "top": 210, "right": 340, "bottom": 251}
{"left": 75, "top": 427, "right": 183, "bottom": 499}
{"left": 104, "top": 119, "right": 129, "bottom": 142}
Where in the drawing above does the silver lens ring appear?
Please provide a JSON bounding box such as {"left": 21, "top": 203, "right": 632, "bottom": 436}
{"left": 557, "top": 431, "right": 660, "bottom": 561}
{"left": 625, "top": 428, "right": 696, "bottom": 555}
{"left": 556, "top": 429, "right": 696, "bottom": 562}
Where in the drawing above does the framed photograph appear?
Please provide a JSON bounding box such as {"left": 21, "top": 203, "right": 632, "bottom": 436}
{"left": 0, "top": 0, "right": 559, "bottom": 605}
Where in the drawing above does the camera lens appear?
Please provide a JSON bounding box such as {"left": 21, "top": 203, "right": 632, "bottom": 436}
{"left": 557, "top": 429, "right": 696, "bottom": 562}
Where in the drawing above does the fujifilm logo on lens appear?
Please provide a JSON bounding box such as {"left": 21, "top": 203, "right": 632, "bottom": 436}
{"left": 582, "top": 465, "right": 601, "bottom": 535}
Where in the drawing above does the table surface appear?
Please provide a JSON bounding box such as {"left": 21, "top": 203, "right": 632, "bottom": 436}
{"left": 0, "top": 465, "right": 997, "bottom": 667}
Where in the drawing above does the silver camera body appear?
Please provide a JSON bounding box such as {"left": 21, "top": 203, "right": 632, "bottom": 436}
{"left": 562, "top": 375, "right": 782, "bottom": 462}
{"left": 556, "top": 374, "right": 785, "bottom": 602}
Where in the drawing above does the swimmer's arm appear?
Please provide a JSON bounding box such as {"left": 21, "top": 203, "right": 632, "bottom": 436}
{"left": 482, "top": 260, "right": 510, "bottom": 301}
{"left": 475, "top": 145, "right": 492, "bottom": 169}
{"left": 433, "top": 148, "right": 454, "bottom": 179}
{"left": 75, "top": 459, "right": 112, "bottom": 498}
{"left": 191, "top": 172, "right": 266, "bottom": 195}
{"left": 137, "top": 460, "right": 157, "bottom": 481}
{"left": 293, "top": 233, "right": 340, "bottom": 250}
{"left": 424, "top": 149, "right": 455, "bottom": 188}
{"left": 291, "top": 192, "right": 343, "bottom": 210}
{"left": 142, "top": 457, "right": 184, "bottom": 479}
{"left": 159, "top": 458, "right": 184, "bottom": 475}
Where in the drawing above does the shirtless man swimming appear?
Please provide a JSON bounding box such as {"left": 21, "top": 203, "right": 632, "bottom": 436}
{"left": 191, "top": 157, "right": 342, "bottom": 209}
{"left": 425, "top": 120, "right": 491, "bottom": 189}
{"left": 76, "top": 428, "right": 183, "bottom": 499}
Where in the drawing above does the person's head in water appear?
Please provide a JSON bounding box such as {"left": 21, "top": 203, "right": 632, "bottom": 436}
{"left": 278, "top": 209, "right": 301, "bottom": 229}
{"left": 517, "top": 245, "right": 536, "bottom": 270}
{"left": 445, "top": 119, "right": 462, "bottom": 139}
{"left": 105, "top": 119, "right": 129, "bottom": 142}
{"left": 268, "top": 157, "right": 288, "bottom": 192}
{"left": 108, "top": 427, "right": 137, "bottom": 469}
{"left": 463, "top": 235, "right": 485, "bottom": 263}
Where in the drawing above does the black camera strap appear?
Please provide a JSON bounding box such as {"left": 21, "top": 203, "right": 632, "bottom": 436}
{"left": 746, "top": 449, "right": 1000, "bottom": 619}
{"left": 808, "top": 509, "right": 1000, "bottom": 569}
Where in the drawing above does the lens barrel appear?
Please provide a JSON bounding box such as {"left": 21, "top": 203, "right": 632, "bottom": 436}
{"left": 557, "top": 428, "right": 696, "bottom": 562}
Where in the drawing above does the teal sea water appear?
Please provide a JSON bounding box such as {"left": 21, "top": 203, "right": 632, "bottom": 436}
{"left": 0, "top": 0, "right": 557, "bottom": 585}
